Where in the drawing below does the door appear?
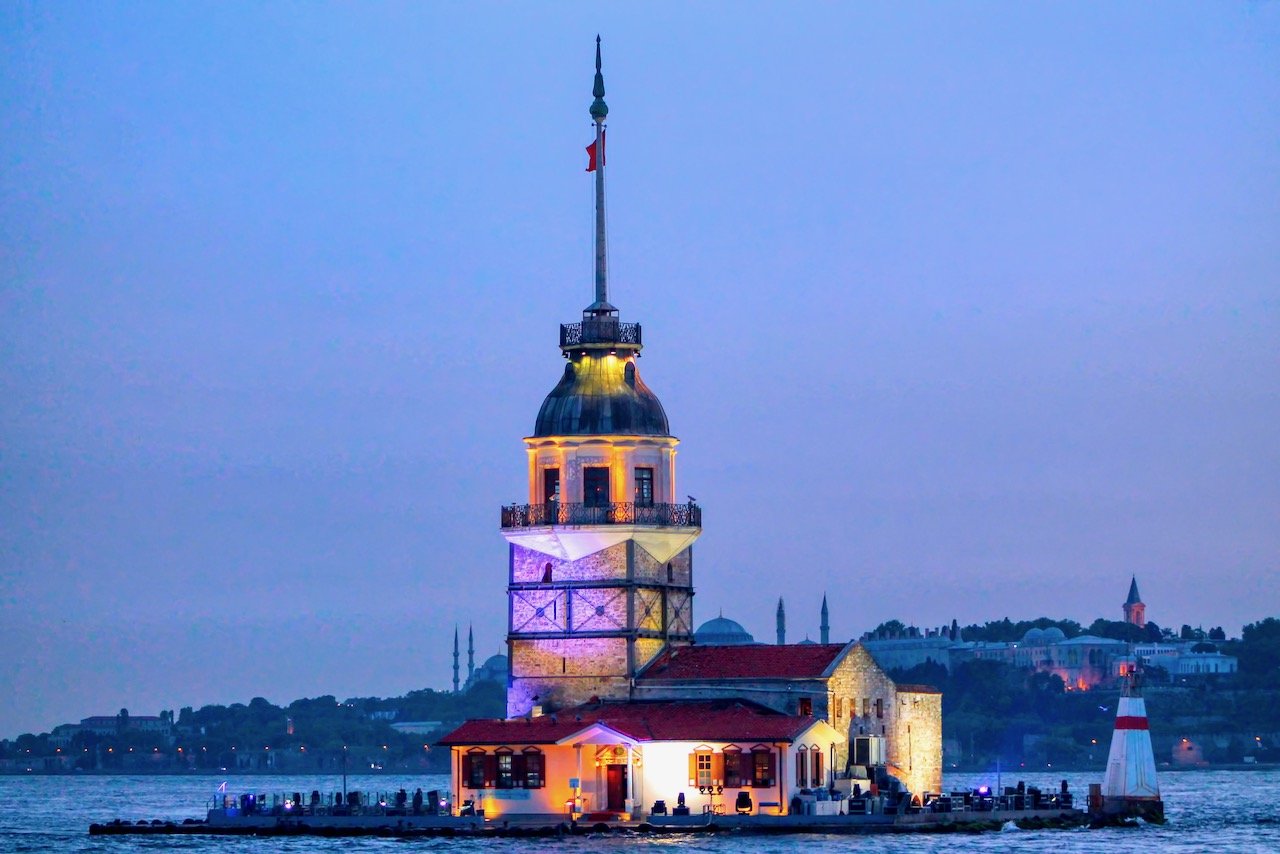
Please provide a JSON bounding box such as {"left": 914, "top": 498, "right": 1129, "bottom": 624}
{"left": 583, "top": 467, "right": 610, "bottom": 509}
{"left": 606, "top": 764, "right": 628, "bottom": 812}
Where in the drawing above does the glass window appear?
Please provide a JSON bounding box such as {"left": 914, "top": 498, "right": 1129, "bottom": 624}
{"left": 523, "top": 751, "right": 544, "bottom": 788}
{"left": 466, "top": 753, "right": 486, "bottom": 788}
{"left": 543, "top": 468, "right": 560, "bottom": 504}
{"left": 696, "top": 751, "right": 713, "bottom": 787}
{"left": 634, "top": 467, "right": 654, "bottom": 507}
{"left": 496, "top": 753, "right": 514, "bottom": 789}
{"left": 752, "top": 750, "right": 774, "bottom": 788}
{"left": 812, "top": 749, "right": 823, "bottom": 787}
{"left": 798, "top": 697, "right": 812, "bottom": 716}
{"left": 796, "top": 749, "right": 808, "bottom": 787}
{"left": 724, "top": 752, "right": 742, "bottom": 788}
{"left": 583, "top": 467, "right": 610, "bottom": 508}
{"left": 875, "top": 698, "right": 883, "bottom": 719}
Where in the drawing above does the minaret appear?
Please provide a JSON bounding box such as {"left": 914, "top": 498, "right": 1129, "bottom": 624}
{"left": 452, "top": 626, "right": 460, "bottom": 693}
{"left": 820, "top": 595, "right": 830, "bottom": 644}
{"left": 776, "top": 598, "right": 786, "bottom": 645}
{"left": 499, "top": 38, "right": 701, "bottom": 718}
{"left": 1123, "top": 577, "right": 1146, "bottom": 628}
{"left": 467, "top": 624, "right": 476, "bottom": 684}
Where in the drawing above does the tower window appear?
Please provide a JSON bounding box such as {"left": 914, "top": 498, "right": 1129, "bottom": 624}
{"left": 634, "top": 467, "right": 654, "bottom": 507}
{"left": 543, "top": 469, "right": 560, "bottom": 505}
{"left": 583, "top": 467, "right": 610, "bottom": 508}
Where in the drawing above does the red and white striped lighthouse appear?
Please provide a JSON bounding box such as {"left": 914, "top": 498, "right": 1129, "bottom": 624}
{"left": 1095, "top": 679, "right": 1164, "bottom": 823}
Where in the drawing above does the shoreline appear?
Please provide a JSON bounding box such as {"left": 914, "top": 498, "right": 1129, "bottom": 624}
{"left": 6, "top": 762, "right": 1276, "bottom": 777}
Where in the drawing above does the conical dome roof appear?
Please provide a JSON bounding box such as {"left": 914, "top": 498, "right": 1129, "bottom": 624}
{"left": 534, "top": 355, "right": 669, "bottom": 437}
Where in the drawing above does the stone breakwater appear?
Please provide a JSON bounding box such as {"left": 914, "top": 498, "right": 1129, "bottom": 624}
{"left": 90, "top": 809, "right": 1088, "bottom": 838}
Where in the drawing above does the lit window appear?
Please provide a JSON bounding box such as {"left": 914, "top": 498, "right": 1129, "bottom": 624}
{"left": 523, "top": 751, "right": 544, "bottom": 788}
{"left": 752, "top": 750, "right": 774, "bottom": 788}
{"left": 634, "top": 467, "right": 654, "bottom": 507}
{"left": 697, "top": 751, "right": 713, "bottom": 787}
{"left": 496, "top": 753, "right": 514, "bottom": 789}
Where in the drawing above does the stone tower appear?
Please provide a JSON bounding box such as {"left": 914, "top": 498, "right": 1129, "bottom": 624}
{"left": 1123, "top": 577, "right": 1146, "bottom": 628}
{"left": 499, "top": 39, "right": 702, "bottom": 718}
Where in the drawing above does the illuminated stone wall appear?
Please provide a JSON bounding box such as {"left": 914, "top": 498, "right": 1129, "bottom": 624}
{"left": 891, "top": 689, "right": 943, "bottom": 798}
{"left": 511, "top": 542, "right": 628, "bottom": 584}
{"left": 634, "top": 643, "right": 941, "bottom": 789}
{"left": 507, "top": 539, "right": 696, "bottom": 718}
{"left": 826, "top": 644, "right": 898, "bottom": 771}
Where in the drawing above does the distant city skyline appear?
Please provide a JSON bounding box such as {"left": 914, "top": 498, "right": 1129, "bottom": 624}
{"left": 2, "top": 3, "right": 1277, "bottom": 737}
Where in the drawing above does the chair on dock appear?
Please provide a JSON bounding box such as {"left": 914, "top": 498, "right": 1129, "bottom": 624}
{"left": 734, "top": 791, "right": 753, "bottom": 815}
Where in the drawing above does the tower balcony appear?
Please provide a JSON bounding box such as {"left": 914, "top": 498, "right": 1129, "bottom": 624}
{"left": 559, "top": 319, "right": 642, "bottom": 348}
{"left": 500, "top": 501, "right": 700, "bottom": 529}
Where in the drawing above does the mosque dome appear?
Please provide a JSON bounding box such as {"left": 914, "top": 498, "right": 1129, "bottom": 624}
{"left": 534, "top": 355, "right": 669, "bottom": 437}
{"left": 694, "top": 616, "right": 755, "bottom": 646}
{"left": 1042, "top": 627, "right": 1066, "bottom": 643}
{"left": 1022, "top": 628, "right": 1046, "bottom": 644}
{"left": 467, "top": 654, "right": 509, "bottom": 688}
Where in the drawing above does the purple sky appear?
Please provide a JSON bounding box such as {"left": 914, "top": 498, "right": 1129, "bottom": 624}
{"left": 2, "top": 3, "right": 1277, "bottom": 737}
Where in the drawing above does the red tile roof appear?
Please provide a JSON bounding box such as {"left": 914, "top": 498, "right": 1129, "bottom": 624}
{"left": 637, "top": 643, "right": 850, "bottom": 681}
{"left": 437, "top": 699, "right": 822, "bottom": 746}
{"left": 895, "top": 684, "right": 942, "bottom": 694}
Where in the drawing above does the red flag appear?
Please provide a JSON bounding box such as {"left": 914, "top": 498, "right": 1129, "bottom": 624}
{"left": 585, "top": 131, "right": 605, "bottom": 172}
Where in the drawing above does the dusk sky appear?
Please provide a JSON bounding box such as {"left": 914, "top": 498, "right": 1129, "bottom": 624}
{"left": 3, "top": 2, "right": 1277, "bottom": 737}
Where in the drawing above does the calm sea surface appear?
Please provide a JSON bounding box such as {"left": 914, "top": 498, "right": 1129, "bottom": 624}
{"left": 1, "top": 769, "right": 1278, "bottom": 853}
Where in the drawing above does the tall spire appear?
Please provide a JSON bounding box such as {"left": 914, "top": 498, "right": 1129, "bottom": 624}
{"left": 776, "top": 597, "right": 786, "bottom": 646}
{"left": 820, "top": 595, "right": 830, "bottom": 645}
{"left": 452, "top": 626, "right": 460, "bottom": 693}
{"left": 1126, "top": 576, "right": 1142, "bottom": 605}
{"left": 467, "top": 624, "right": 476, "bottom": 683}
{"left": 587, "top": 35, "right": 615, "bottom": 315}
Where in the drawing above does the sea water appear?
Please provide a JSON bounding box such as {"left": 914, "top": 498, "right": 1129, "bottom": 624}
{"left": 1, "top": 768, "right": 1278, "bottom": 852}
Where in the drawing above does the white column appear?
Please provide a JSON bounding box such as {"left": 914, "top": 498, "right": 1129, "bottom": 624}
{"left": 626, "top": 744, "right": 635, "bottom": 814}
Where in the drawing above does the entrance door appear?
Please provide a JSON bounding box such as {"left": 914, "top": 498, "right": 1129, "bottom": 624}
{"left": 605, "top": 764, "right": 628, "bottom": 812}
{"left": 583, "top": 466, "right": 610, "bottom": 508}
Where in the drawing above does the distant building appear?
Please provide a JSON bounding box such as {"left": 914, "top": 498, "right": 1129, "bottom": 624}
{"left": 1123, "top": 576, "right": 1146, "bottom": 628}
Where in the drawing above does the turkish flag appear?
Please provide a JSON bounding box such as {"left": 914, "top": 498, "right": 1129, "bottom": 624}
{"left": 585, "top": 131, "right": 605, "bottom": 172}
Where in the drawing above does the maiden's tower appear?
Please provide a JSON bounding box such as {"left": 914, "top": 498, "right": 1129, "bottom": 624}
{"left": 499, "top": 37, "right": 701, "bottom": 718}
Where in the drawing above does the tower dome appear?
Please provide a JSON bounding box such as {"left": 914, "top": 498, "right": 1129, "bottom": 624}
{"left": 535, "top": 356, "right": 669, "bottom": 437}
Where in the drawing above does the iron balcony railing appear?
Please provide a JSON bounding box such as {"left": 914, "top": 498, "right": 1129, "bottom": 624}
{"left": 559, "top": 319, "right": 642, "bottom": 348}
{"left": 501, "top": 501, "right": 700, "bottom": 529}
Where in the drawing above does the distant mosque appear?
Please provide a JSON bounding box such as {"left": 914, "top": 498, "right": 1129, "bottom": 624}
{"left": 690, "top": 596, "right": 831, "bottom": 647}
{"left": 439, "top": 39, "right": 942, "bottom": 820}
{"left": 451, "top": 625, "right": 508, "bottom": 692}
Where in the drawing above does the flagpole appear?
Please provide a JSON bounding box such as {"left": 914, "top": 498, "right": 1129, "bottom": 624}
{"left": 589, "top": 35, "right": 611, "bottom": 314}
